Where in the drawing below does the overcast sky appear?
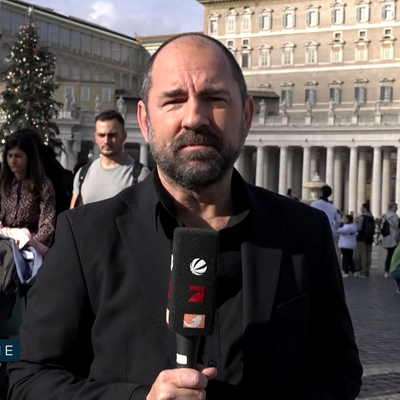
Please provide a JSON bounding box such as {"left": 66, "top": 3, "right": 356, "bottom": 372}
{"left": 23, "top": 0, "right": 205, "bottom": 36}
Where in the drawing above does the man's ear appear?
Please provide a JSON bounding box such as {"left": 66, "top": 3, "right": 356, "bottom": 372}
{"left": 138, "top": 100, "right": 149, "bottom": 143}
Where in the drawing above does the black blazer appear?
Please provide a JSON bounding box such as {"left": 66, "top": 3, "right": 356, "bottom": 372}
{"left": 8, "top": 175, "right": 362, "bottom": 400}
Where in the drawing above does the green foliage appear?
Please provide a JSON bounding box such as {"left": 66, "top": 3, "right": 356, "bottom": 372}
{"left": 0, "top": 11, "right": 63, "bottom": 145}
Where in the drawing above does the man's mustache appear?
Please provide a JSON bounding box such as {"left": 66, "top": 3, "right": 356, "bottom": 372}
{"left": 170, "top": 129, "right": 223, "bottom": 153}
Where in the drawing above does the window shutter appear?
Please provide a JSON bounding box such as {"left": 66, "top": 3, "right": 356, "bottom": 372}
{"left": 313, "top": 89, "right": 317, "bottom": 105}
{"left": 394, "top": 4, "right": 397, "bottom": 19}
{"left": 357, "top": 7, "right": 360, "bottom": 22}
{"left": 368, "top": 6, "right": 371, "bottom": 22}
{"left": 331, "top": 8, "right": 335, "bottom": 23}
{"left": 306, "top": 11, "right": 310, "bottom": 26}
{"left": 382, "top": 5, "right": 385, "bottom": 19}
{"left": 342, "top": 8, "right": 346, "bottom": 23}
{"left": 338, "top": 88, "right": 342, "bottom": 104}
{"left": 330, "top": 88, "right": 334, "bottom": 100}
{"left": 363, "top": 88, "right": 368, "bottom": 103}
{"left": 317, "top": 11, "right": 320, "bottom": 25}
{"left": 355, "top": 87, "right": 359, "bottom": 101}
{"left": 305, "top": 89, "right": 309, "bottom": 102}
{"left": 380, "top": 86, "right": 385, "bottom": 100}
{"left": 390, "top": 86, "right": 394, "bottom": 101}
{"left": 282, "top": 13, "right": 286, "bottom": 27}
{"left": 259, "top": 15, "right": 263, "bottom": 29}
{"left": 269, "top": 15, "right": 273, "bottom": 29}
{"left": 293, "top": 13, "right": 297, "bottom": 27}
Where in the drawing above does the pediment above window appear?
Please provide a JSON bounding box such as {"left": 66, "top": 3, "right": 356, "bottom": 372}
{"left": 354, "top": 77, "right": 369, "bottom": 84}
{"left": 304, "top": 80, "right": 318, "bottom": 86}
{"left": 208, "top": 12, "right": 220, "bottom": 19}
{"left": 225, "top": 9, "right": 238, "bottom": 17}
{"left": 280, "top": 82, "right": 294, "bottom": 88}
{"left": 260, "top": 7, "right": 273, "bottom": 14}
{"left": 305, "top": 40, "right": 320, "bottom": 47}
{"left": 281, "top": 41, "right": 296, "bottom": 49}
{"left": 380, "top": 77, "right": 395, "bottom": 83}
{"left": 282, "top": 5, "right": 297, "bottom": 12}
{"left": 329, "top": 79, "right": 344, "bottom": 85}
{"left": 306, "top": 3, "right": 321, "bottom": 9}
{"left": 240, "top": 7, "right": 254, "bottom": 15}
{"left": 380, "top": 34, "right": 396, "bottom": 42}
{"left": 259, "top": 43, "right": 273, "bottom": 50}
{"left": 330, "top": 38, "right": 345, "bottom": 45}
{"left": 355, "top": 37, "right": 371, "bottom": 44}
{"left": 258, "top": 82, "right": 272, "bottom": 89}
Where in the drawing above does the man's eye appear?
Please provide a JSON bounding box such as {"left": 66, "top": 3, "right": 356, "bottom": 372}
{"left": 167, "top": 99, "right": 184, "bottom": 105}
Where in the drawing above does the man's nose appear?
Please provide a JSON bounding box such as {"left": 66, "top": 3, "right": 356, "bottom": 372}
{"left": 181, "top": 98, "right": 210, "bottom": 131}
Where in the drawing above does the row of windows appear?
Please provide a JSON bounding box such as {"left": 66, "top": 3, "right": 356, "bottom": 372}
{"left": 209, "top": 2, "right": 397, "bottom": 34}
{"left": 55, "top": 57, "right": 142, "bottom": 91}
{"left": 0, "top": 10, "right": 146, "bottom": 67}
{"left": 235, "top": 38, "right": 397, "bottom": 68}
{"left": 64, "top": 86, "right": 111, "bottom": 103}
{"left": 280, "top": 85, "right": 395, "bottom": 106}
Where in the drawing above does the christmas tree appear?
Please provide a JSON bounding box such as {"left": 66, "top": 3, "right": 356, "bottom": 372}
{"left": 0, "top": 7, "right": 62, "bottom": 145}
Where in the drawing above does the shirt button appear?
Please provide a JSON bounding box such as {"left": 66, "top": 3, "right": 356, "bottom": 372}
{"left": 208, "top": 360, "right": 217, "bottom": 368}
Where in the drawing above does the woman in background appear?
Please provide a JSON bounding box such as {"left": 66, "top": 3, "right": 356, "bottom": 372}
{"left": 337, "top": 214, "right": 358, "bottom": 277}
{"left": 0, "top": 133, "right": 56, "bottom": 250}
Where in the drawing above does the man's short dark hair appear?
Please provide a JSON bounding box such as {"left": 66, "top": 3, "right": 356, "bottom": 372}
{"left": 321, "top": 185, "right": 332, "bottom": 198}
{"left": 345, "top": 214, "right": 354, "bottom": 224}
{"left": 140, "top": 32, "right": 248, "bottom": 108}
{"left": 95, "top": 109, "right": 125, "bottom": 129}
{"left": 362, "top": 203, "right": 370, "bottom": 212}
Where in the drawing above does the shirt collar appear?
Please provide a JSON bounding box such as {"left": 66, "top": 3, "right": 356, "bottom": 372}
{"left": 153, "top": 168, "right": 253, "bottom": 232}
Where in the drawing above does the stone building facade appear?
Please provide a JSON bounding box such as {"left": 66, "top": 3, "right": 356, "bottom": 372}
{"left": 197, "top": 0, "right": 400, "bottom": 217}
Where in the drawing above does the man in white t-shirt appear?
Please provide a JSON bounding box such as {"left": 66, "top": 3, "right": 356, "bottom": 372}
{"left": 311, "top": 185, "right": 343, "bottom": 261}
{"left": 70, "top": 110, "right": 151, "bottom": 208}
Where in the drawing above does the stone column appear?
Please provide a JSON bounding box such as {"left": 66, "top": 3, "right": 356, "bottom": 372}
{"left": 263, "top": 147, "right": 269, "bottom": 189}
{"left": 302, "top": 146, "right": 311, "bottom": 199}
{"left": 396, "top": 147, "right": 400, "bottom": 209}
{"left": 278, "top": 146, "right": 288, "bottom": 195}
{"left": 333, "top": 148, "right": 343, "bottom": 211}
{"left": 140, "top": 143, "right": 149, "bottom": 167}
{"left": 357, "top": 148, "right": 367, "bottom": 212}
{"left": 348, "top": 146, "right": 358, "bottom": 215}
{"left": 319, "top": 149, "right": 327, "bottom": 182}
{"left": 310, "top": 148, "right": 318, "bottom": 177}
{"left": 292, "top": 149, "right": 302, "bottom": 199}
{"left": 326, "top": 146, "right": 334, "bottom": 189}
{"left": 381, "top": 148, "right": 391, "bottom": 216}
{"left": 287, "top": 148, "right": 294, "bottom": 192}
{"left": 255, "top": 146, "right": 265, "bottom": 188}
{"left": 371, "top": 147, "right": 382, "bottom": 218}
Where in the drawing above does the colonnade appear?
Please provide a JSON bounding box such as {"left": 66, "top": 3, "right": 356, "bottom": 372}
{"left": 235, "top": 145, "right": 400, "bottom": 217}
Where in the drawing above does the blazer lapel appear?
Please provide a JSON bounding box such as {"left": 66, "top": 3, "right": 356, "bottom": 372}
{"left": 242, "top": 188, "right": 286, "bottom": 379}
{"left": 116, "top": 186, "right": 176, "bottom": 367}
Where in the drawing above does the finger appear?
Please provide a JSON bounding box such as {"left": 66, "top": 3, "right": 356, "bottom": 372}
{"left": 198, "top": 366, "right": 218, "bottom": 380}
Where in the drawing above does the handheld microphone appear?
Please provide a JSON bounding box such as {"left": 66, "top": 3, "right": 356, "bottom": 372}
{"left": 167, "top": 227, "right": 219, "bottom": 369}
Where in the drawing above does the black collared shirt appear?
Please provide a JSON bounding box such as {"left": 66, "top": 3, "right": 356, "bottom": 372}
{"left": 153, "top": 170, "right": 253, "bottom": 384}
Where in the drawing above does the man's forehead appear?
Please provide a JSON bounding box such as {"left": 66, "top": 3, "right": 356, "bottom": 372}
{"left": 151, "top": 41, "right": 232, "bottom": 91}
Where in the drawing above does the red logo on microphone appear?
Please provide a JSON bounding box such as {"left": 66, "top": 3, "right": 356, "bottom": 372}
{"left": 189, "top": 286, "right": 206, "bottom": 303}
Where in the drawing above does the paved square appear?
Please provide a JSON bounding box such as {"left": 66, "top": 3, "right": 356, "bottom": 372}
{"left": 344, "top": 268, "right": 400, "bottom": 399}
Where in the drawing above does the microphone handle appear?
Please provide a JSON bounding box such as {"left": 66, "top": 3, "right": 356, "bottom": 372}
{"left": 176, "top": 334, "right": 201, "bottom": 369}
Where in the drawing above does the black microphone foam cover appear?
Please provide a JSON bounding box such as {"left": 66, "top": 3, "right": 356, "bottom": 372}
{"left": 167, "top": 227, "right": 219, "bottom": 336}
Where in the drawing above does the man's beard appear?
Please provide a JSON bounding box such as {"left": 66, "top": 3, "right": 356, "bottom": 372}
{"left": 147, "top": 117, "right": 247, "bottom": 191}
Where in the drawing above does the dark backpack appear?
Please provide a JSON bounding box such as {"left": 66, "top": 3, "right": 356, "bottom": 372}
{"left": 381, "top": 219, "right": 391, "bottom": 237}
{"left": 73, "top": 160, "right": 144, "bottom": 208}
{"left": 362, "top": 216, "right": 376, "bottom": 238}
